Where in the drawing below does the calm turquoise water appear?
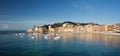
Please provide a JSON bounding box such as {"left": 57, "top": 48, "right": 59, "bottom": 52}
{"left": 0, "top": 31, "right": 120, "bottom": 56}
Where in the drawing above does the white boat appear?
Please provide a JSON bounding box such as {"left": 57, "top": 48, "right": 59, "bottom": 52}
{"left": 54, "top": 34, "right": 60, "bottom": 40}
{"left": 22, "top": 33, "right": 25, "bottom": 35}
{"left": 44, "top": 35, "right": 49, "bottom": 39}
{"left": 54, "top": 36, "right": 60, "bottom": 40}
{"left": 19, "top": 33, "right": 22, "bottom": 35}
{"left": 31, "top": 36, "right": 35, "bottom": 39}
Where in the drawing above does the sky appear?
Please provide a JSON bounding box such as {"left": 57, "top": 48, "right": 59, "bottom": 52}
{"left": 0, "top": 0, "right": 120, "bottom": 30}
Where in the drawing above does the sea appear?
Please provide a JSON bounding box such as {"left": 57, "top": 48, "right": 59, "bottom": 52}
{"left": 0, "top": 30, "right": 120, "bottom": 56}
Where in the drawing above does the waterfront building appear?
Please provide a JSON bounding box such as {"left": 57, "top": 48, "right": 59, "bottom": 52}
{"left": 27, "top": 22, "right": 120, "bottom": 34}
{"left": 92, "top": 25, "right": 100, "bottom": 32}
{"left": 74, "top": 26, "right": 86, "bottom": 32}
{"left": 33, "top": 25, "right": 39, "bottom": 32}
{"left": 63, "top": 28, "right": 74, "bottom": 32}
{"left": 104, "top": 24, "right": 116, "bottom": 32}
{"left": 115, "top": 23, "right": 120, "bottom": 33}
{"left": 27, "top": 28, "right": 33, "bottom": 33}
{"left": 99, "top": 25, "right": 106, "bottom": 32}
{"left": 92, "top": 25, "right": 105, "bottom": 32}
{"left": 48, "top": 25, "right": 55, "bottom": 32}
{"left": 38, "top": 27, "right": 44, "bottom": 33}
{"left": 85, "top": 24, "right": 93, "bottom": 32}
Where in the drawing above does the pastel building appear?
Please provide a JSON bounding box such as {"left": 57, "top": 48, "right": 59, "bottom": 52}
{"left": 62, "top": 23, "right": 74, "bottom": 28}
{"left": 74, "top": 26, "right": 86, "bottom": 32}
{"left": 115, "top": 23, "right": 120, "bottom": 32}
{"left": 48, "top": 25, "right": 55, "bottom": 32}
{"left": 85, "top": 24, "right": 93, "bottom": 32}
{"left": 104, "top": 24, "right": 116, "bottom": 32}
{"left": 33, "top": 25, "right": 39, "bottom": 32}
{"left": 92, "top": 25, "right": 105, "bottom": 32}
{"left": 38, "top": 27, "right": 44, "bottom": 33}
{"left": 27, "top": 28, "right": 33, "bottom": 33}
{"left": 61, "top": 23, "right": 74, "bottom": 32}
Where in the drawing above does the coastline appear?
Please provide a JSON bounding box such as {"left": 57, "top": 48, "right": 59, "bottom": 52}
{"left": 27, "top": 21, "right": 120, "bottom": 36}
{"left": 55, "top": 31, "right": 120, "bottom": 36}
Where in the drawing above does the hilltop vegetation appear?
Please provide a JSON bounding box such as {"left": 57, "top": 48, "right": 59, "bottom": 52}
{"left": 41, "top": 21, "right": 99, "bottom": 28}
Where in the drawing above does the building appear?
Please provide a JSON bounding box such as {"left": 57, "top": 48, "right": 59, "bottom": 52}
{"left": 48, "top": 25, "right": 55, "bottom": 32}
{"left": 27, "top": 22, "right": 120, "bottom": 33}
{"left": 33, "top": 25, "right": 39, "bottom": 32}
{"left": 104, "top": 24, "right": 116, "bottom": 32}
{"left": 92, "top": 25, "right": 105, "bottom": 32}
{"left": 115, "top": 23, "right": 120, "bottom": 33}
{"left": 85, "top": 24, "right": 93, "bottom": 32}
{"left": 62, "top": 23, "right": 74, "bottom": 28}
{"left": 62, "top": 23, "right": 74, "bottom": 32}
{"left": 38, "top": 27, "right": 44, "bottom": 33}
{"left": 92, "top": 25, "right": 100, "bottom": 32}
{"left": 99, "top": 25, "right": 106, "bottom": 32}
{"left": 27, "top": 29, "right": 33, "bottom": 33}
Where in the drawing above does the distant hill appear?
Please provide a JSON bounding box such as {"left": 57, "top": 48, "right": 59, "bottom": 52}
{"left": 41, "top": 21, "right": 99, "bottom": 28}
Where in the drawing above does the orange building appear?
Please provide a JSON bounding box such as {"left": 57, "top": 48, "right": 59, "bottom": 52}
{"left": 105, "top": 24, "right": 116, "bottom": 32}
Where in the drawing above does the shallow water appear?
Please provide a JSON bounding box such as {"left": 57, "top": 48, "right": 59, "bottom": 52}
{"left": 0, "top": 32, "right": 120, "bottom": 56}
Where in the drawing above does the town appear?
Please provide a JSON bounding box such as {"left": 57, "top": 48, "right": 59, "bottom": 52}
{"left": 27, "top": 21, "right": 120, "bottom": 35}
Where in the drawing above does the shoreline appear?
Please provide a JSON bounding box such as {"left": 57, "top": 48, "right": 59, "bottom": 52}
{"left": 54, "top": 31, "right": 120, "bottom": 36}
{"left": 29, "top": 31, "right": 120, "bottom": 36}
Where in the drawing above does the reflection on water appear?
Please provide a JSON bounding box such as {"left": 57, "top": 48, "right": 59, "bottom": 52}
{"left": 20, "top": 33, "right": 62, "bottom": 41}
{"left": 19, "top": 32, "right": 120, "bottom": 49}
{"left": 0, "top": 32, "right": 120, "bottom": 56}
{"left": 16, "top": 32, "right": 120, "bottom": 49}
